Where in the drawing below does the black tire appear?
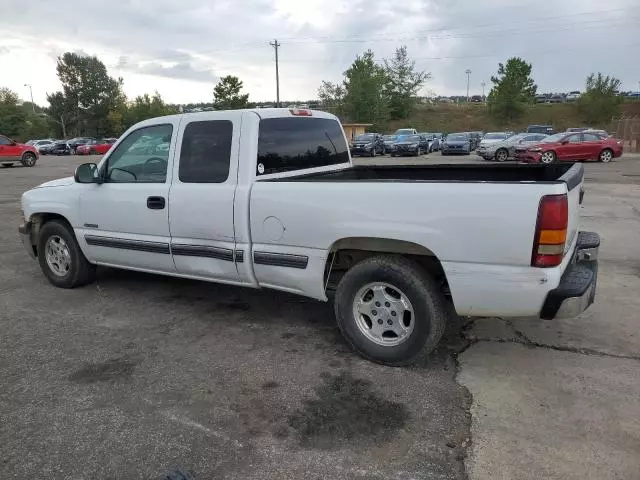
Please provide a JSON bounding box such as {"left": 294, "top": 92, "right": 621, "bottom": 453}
{"left": 599, "top": 148, "right": 613, "bottom": 163}
{"left": 371, "top": 147, "right": 376, "bottom": 157}
{"left": 416, "top": 147, "right": 422, "bottom": 157}
{"left": 70, "top": 147, "right": 76, "bottom": 155}
{"left": 390, "top": 153, "right": 396, "bottom": 157}
{"left": 21, "top": 152, "right": 37, "bottom": 167}
{"left": 540, "top": 150, "right": 556, "bottom": 164}
{"left": 495, "top": 148, "right": 509, "bottom": 162}
{"left": 441, "top": 151, "right": 447, "bottom": 156}
{"left": 381, "top": 146, "right": 386, "bottom": 155}
{"left": 37, "top": 220, "right": 96, "bottom": 288}
{"left": 334, "top": 255, "right": 448, "bottom": 366}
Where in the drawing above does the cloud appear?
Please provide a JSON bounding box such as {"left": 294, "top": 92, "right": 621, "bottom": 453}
{"left": 125, "top": 61, "right": 219, "bottom": 83}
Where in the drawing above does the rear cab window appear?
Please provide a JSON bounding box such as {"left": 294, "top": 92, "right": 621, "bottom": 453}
{"left": 256, "top": 117, "right": 349, "bottom": 176}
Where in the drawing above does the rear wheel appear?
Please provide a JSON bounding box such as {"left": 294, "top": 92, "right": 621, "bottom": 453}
{"left": 599, "top": 148, "right": 613, "bottom": 163}
{"left": 540, "top": 151, "right": 556, "bottom": 164}
{"left": 495, "top": 148, "right": 509, "bottom": 162}
{"left": 371, "top": 147, "right": 376, "bottom": 157}
{"left": 37, "top": 220, "right": 96, "bottom": 288}
{"left": 20, "top": 152, "right": 37, "bottom": 167}
{"left": 334, "top": 255, "right": 448, "bottom": 366}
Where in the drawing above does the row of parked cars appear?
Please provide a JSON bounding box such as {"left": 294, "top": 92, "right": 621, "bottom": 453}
{"left": 27, "top": 137, "right": 118, "bottom": 155}
{"left": 350, "top": 130, "right": 445, "bottom": 157}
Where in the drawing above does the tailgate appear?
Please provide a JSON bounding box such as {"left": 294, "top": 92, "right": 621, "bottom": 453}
{"left": 559, "top": 163, "right": 584, "bottom": 253}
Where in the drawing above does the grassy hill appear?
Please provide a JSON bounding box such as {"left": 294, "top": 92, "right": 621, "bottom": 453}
{"left": 386, "top": 101, "right": 640, "bottom": 134}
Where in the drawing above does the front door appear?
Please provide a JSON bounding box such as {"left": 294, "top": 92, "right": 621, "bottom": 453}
{"left": 557, "top": 133, "right": 584, "bottom": 161}
{"left": 77, "top": 122, "right": 178, "bottom": 273}
{"left": 0, "top": 136, "right": 21, "bottom": 161}
{"left": 168, "top": 112, "right": 242, "bottom": 283}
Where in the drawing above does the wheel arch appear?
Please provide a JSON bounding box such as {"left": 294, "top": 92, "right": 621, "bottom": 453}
{"left": 27, "top": 212, "right": 74, "bottom": 257}
{"left": 323, "top": 236, "right": 452, "bottom": 303}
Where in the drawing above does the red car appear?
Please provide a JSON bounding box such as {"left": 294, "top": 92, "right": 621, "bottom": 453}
{"left": 517, "top": 131, "right": 623, "bottom": 164}
{"left": 76, "top": 138, "right": 118, "bottom": 155}
{"left": 0, "top": 135, "right": 39, "bottom": 167}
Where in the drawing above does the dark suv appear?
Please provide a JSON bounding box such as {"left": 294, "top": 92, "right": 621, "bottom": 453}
{"left": 350, "top": 133, "right": 385, "bottom": 157}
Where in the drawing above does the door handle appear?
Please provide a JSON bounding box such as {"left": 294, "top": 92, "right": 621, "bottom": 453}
{"left": 147, "top": 196, "right": 166, "bottom": 210}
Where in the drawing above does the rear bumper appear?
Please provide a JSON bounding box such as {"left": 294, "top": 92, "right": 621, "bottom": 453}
{"left": 540, "top": 231, "right": 600, "bottom": 319}
{"left": 19, "top": 222, "right": 36, "bottom": 259}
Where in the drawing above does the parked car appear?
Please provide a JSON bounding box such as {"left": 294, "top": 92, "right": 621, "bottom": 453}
{"left": 478, "top": 132, "right": 511, "bottom": 147}
{"left": 31, "top": 139, "right": 56, "bottom": 153}
{"left": 566, "top": 91, "right": 581, "bottom": 102}
{"left": 566, "top": 127, "right": 589, "bottom": 133}
{"left": 350, "top": 133, "right": 385, "bottom": 157}
{"left": 441, "top": 133, "right": 471, "bottom": 155}
{"left": 0, "top": 135, "right": 39, "bottom": 167}
{"left": 391, "top": 134, "right": 425, "bottom": 156}
{"left": 49, "top": 141, "right": 71, "bottom": 155}
{"left": 76, "top": 138, "right": 118, "bottom": 155}
{"left": 478, "top": 133, "right": 548, "bottom": 161}
{"left": 517, "top": 132, "right": 623, "bottom": 164}
{"left": 467, "top": 132, "right": 483, "bottom": 150}
{"left": 67, "top": 137, "right": 96, "bottom": 154}
{"left": 419, "top": 133, "right": 440, "bottom": 152}
{"left": 394, "top": 128, "right": 418, "bottom": 139}
{"left": 382, "top": 135, "right": 397, "bottom": 153}
{"left": 470, "top": 95, "right": 483, "bottom": 103}
{"left": 527, "top": 125, "right": 554, "bottom": 135}
{"left": 546, "top": 95, "right": 565, "bottom": 104}
{"left": 535, "top": 94, "right": 549, "bottom": 103}
{"left": 18, "top": 108, "right": 600, "bottom": 366}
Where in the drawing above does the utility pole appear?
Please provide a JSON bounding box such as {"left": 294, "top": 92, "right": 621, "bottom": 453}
{"left": 269, "top": 39, "right": 281, "bottom": 107}
{"left": 481, "top": 81, "right": 486, "bottom": 101}
{"left": 24, "top": 84, "right": 35, "bottom": 114}
{"left": 465, "top": 69, "right": 472, "bottom": 102}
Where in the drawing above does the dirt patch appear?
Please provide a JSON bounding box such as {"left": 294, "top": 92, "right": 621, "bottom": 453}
{"left": 288, "top": 371, "right": 409, "bottom": 449}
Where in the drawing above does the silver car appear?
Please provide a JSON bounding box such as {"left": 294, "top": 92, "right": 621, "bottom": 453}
{"left": 478, "top": 133, "right": 548, "bottom": 162}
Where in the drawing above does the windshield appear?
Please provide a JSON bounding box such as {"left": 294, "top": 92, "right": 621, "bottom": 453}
{"left": 540, "top": 133, "right": 567, "bottom": 143}
{"left": 382, "top": 135, "right": 396, "bottom": 141}
{"left": 402, "top": 135, "right": 421, "bottom": 142}
{"left": 354, "top": 134, "right": 374, "bottom": 141}
{"left": 484, "top": 133, "right": 509, "bottom": 140}
{"left": 395, "top": 129, "right": 414, "bottom": 135}
{"left": 447, "top": 134, "right": 468, "bottom": 141}
{"left": 420, "top": 133, "right": 434, "bottom": 139}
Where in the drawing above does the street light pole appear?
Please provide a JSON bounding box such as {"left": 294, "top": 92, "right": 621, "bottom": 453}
{"left": 465, "top": 69, "right": 472, "bottom": 102}
{"left": 24, "top": 84, "right": 35, "bottom": 114}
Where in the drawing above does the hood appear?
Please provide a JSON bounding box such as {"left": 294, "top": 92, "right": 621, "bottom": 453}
{"left": 480, "top": 138, "right": 506, "bottom": 145}
{"left": 444, "top": 139, "right": 469, "bottom": 146}
{"left": 36, "top": 176, "right": 75, "bottom": 188}
{"left": 396, "top": 139, "right": 419, "bottom": 145}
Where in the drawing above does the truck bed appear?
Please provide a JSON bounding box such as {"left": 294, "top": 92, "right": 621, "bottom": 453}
{"left": 269, "top": 163, "right": 582, "bottom": 189}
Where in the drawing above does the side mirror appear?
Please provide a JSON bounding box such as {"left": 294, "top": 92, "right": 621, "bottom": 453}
{"left": 561, "top": 140, "right": 569, "bottom": 145}
{"left": 74, "top": 163, "right": 98, "bottom": 183}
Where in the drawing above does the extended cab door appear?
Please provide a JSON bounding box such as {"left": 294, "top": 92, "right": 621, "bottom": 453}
{"left": 557, "top": 133, "right": 584, "bottom": 160}
{"left": 581, "top": 132, "right": 604, "bottom": 159}
{"left": 77, "top": 121, "right": 178, "bottom": 272}
{"left": 168, "top": 112, "right": 242, "bottom": 283}
{"left": 0, "top": 135, "right": 20, "bottom": 161}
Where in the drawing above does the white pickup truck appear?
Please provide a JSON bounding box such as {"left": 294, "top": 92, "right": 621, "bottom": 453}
{"left": 19, "top": 109, "right": 600, "bottom": 365}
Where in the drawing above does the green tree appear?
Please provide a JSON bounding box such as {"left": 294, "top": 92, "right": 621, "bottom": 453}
{"left": 213, "top": 75, "right": 250, "bottom": 110}
{"left": 487, "top": 57, "right": 537, "bottom": 121}
{"left": 578, "top": 72, "right": 622, "bottom": 125}
{"left": 123, "top": 92, "right": 176, "bottom": 129}
{"left": 342, "top": 50, "right": 389, "bottom": 126}
{"left": 383, "top": 46, "right": 430, "bottom": 119}
{"left": 317, "top": 81, "right": 345, "bottom": 116}
{"left": 0, "top": 88, "right": 28, "bottom": 138}
{"left": 51, "top": 52, "right": 124, "bottom": 136}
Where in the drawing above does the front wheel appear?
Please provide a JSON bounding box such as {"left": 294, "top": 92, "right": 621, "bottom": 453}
{"left": 334, "top": 256, "right": 448, "bottom": 366}
{"left": 371, "top": 147, "right": 376, "bottom": 157}
{"left": 540, "top": 151, "right": 556, "bottom": 164}
{"left": 495, "top": 148, "right": 509, "bottom": 162}
{"left": 37, "top": 220, "right": 96, "bottom": 288}
{"left": 599, "top": 148, "right": 613, "bottom": 163}
{"left": 20, "top": 152, "right": 37, "bottom": 167}
{"left": 416, "top": 147, "right": 422, "bottom": 157}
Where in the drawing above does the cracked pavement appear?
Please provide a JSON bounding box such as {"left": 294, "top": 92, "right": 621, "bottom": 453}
{"left": 458, "top": 155, "right": 640, "bottom": 480}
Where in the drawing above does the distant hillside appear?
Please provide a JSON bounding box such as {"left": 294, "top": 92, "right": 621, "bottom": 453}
{"left": 384, "top": 101, "right": 640, "bottom": 134}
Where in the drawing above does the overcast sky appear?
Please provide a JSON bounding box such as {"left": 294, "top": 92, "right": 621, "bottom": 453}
{"left": 1, "top": 0, "right": 638, "bottom": 106}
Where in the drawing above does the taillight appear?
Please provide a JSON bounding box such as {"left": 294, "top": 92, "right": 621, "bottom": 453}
{"left": 532, "top": 194, "right": 568, "bottom": 267}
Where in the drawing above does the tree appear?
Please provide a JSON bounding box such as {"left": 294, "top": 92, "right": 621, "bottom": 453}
{"left": 318, "top": 81, "right": 345, "bottom": 117}
{"left": 213, "top": 76, "right": 250, "bottom": 110}
{"left": 123, "top": 92, "right": 176, "bottom": 129}
{"left": 341, "top": 50, "right": 389, "bottom": 126}
{"left": 578, "top": 72, "right": 622, "bottom": 125}
{"left": 487, "top": 57, "right": 537, "bottom": 121}
{"left": 51, "top": 52, "right": 124, "bottom": 136}
{"left": 0, "top": 88, "right": 27, "bottom": 138}
{"left": 383, "top": 46, "right": 430, "bottom": 119}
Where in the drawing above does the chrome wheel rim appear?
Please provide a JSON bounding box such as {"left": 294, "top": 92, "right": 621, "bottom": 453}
{"left": 497, "top": 150, "right": 507, "bottom": 161}
{"left": 45, "top": 235, "right": 72, "bottom": 277}
{"left": 541, "top": 151, "right": 555, "bottom": 164}
{"left": 600, "top": 150, "right": 612, "bottom": 162}
{"left": 352, "top": 282, "right": 415, "bottom": 347}
{"left": 24, "top": 154, "right": 36, "bottom": 166}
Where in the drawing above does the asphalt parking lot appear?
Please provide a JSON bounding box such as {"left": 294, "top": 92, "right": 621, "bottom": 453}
{"left": 1, "top": 153, "right": 639, "bottom": 479}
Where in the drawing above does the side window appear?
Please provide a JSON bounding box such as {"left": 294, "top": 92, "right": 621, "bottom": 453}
{"left": 0, "top": 136, "right": 10, "bottom": 145}
{"left": 179, "top": 120, "right": 233, "bottom": 183}
{"left": 257, "top": 117, "right": 349, "bottom": 175}
{"left": 567, "top": 134, "right": 583, "bottom": 143}
{"left": 583, "top": 133, "right": 601, "bottom": 141}
{"left": 104, "top": 124, "right": 172, "bottom": 183}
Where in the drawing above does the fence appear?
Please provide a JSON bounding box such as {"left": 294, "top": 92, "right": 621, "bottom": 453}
{"left": 610, "top": 116, "right": 640, "bottom": 152}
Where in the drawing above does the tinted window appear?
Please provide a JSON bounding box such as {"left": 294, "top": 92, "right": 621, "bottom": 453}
{"left": 567, "top": 134, "right": 583, "bottom": 143}
{"left": 105, "top": 124, "right": 172, "bottom": 183}
{"left": 179, "top": 121, "right": 232, "bottom": 183}
{"left": 257, "top": 117, "right": 349, "bottom": 175}
{"left": 0, "top": 136, "right": 10, "bottom": 145}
